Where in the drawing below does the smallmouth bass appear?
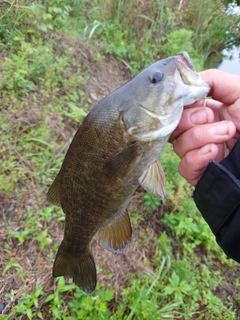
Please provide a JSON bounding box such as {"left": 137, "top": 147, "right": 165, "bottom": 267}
{"left": 47, "top": 52, "right": 210, "bottom": 292}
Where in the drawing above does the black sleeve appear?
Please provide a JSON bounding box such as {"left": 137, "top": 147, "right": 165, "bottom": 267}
{"left": 193, "top": 139, "right": 240, "bottom": 263}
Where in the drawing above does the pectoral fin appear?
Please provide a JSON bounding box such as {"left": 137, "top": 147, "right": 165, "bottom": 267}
{"left": 47, "top": 173, "right": 61, "bottom": 206}
{"left": 105, "top": 142, "right": 141, "bottom": 178}
{"left": 139, "top": 161, "right": 166, "bottom": 199}
{"left": 95, "top": 210, "right": 132, "bottom": 254}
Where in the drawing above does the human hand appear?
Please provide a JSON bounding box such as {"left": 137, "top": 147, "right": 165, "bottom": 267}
{"left": 170, "top": 69, "right": 240, "bottom": 186}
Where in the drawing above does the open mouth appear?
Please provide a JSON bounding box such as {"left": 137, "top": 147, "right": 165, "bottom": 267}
{"left": 176, "top": 52, "right": 209, "bottom": 88}
{"left": 176, "top": 52, "right": 195, "bottom": 72}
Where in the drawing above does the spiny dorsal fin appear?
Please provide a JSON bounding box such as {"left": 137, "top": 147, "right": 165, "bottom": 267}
{"left": 138, "top": 160, "right": 166, "bottom": 199}
{"left": 47, "top": 173, "right": 61, "bottom": 206}
{"left": 53, "top": 245, "right": 96, "bottom": 293}
{"left": 95, "top": 210, "right": 132, "bottom": 255}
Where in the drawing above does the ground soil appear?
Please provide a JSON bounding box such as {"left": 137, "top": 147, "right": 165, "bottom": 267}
{"left": 1, "top": 35, "right": 240, "bottom": 318}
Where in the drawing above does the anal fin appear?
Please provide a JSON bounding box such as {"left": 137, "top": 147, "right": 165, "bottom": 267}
{"left": 95, "top": 210, "right": 132, "bottom": 255}
{"left": 139, "top": 160, "right": 166, "bottom": 199}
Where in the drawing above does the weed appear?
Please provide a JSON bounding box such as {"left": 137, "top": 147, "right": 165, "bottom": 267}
{"left": 8, "top": 226, "right": 40, "bottom": 245}
{"left": 79, "top": 0, "right": 240, "bottom": 73}
{"left": 3, "top": 258, "right": 22, "bottom": 275}
{"left": 44, "top": 278, "right": 75, "bottom": 319}
{"left": 64, "top": 102, "right": 88, "bottom": 123}
{"left": 1, "top": 1, "right": 240, "bottom": 319}
{"left": 118, "top": 257, "right": 180, "bottom": 320}
{"left": 35, "top": 229, "right": 53, "bottom": 251}
{"left": 39, "top": 206, "right": 64, "bottom": 223}
{"left": 159, "top": 29, "right": 204, "bottom": 70}
{"left": 164, "top": 271, "right": 192, "bottom": 302}
{"left": 5, "top": 284, "right": 44, "bottom": 320}
{"left": 142, "top": 192, "right": 161, "bottom": 212}
{"left": 69, "top": 285, "right": 114, "bottom": 319}
{"left": 154, "top": 232, "right": 173, "bottom": 258}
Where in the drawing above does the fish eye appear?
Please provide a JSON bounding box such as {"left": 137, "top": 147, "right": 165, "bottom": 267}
{"left": 150, "top": 72, "right": 164, "bottom": 84}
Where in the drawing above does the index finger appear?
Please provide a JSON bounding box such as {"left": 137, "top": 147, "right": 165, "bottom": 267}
{"left": 169, "top": 106, "right": 214, "bottom": 142}
{"left": 199, "top": 69, "right": 240, "bottom": 106}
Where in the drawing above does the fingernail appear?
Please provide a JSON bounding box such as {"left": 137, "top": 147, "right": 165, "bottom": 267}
{"left": 210, "top": 122, "right": 229, "bottom": 135}
{"left": 190, "top": 110, "right": 207, "bottom": 124}
{"left": 198, "top": 144, "right": 211, "bottom": 155}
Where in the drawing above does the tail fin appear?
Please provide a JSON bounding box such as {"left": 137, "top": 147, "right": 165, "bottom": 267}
{"left": 53, "top": 244, "right": 96, "bottom": 293}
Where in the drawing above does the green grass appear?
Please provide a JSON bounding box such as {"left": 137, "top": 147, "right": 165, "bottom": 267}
{"left": 1, "top": 0, "right": 240, "bottom": 319}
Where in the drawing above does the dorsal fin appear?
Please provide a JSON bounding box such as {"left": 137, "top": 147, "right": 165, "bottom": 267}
{"left": 47, "top": 173, "right": 61, "bottom": 206}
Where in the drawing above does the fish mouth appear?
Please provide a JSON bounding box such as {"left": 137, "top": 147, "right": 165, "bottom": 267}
{"left": 176, "top": 52, "right": 195, "bottom": 73}
{"left": 176, "top": 52, "right": 209, "bottom": 88}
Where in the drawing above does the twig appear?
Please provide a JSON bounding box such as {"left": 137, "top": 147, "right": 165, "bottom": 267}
{"left": 0, "top": 0, "right": 18, "bottom": 20}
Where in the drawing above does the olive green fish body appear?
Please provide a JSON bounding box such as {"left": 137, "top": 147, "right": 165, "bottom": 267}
{"left": 58, "top": 103, "right": 137, "bottom": 246}
{"left": 47, "top": 52, "right": 210, "bottom": 292}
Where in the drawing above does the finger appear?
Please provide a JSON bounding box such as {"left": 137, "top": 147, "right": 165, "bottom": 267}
{"left": 169, "top": 106, "right": 214, "bottom": 142}
{"left": 199, "top": 69, "right": 240, "bottom": 106}
{"left": 204, "top": 99, "right": 240, "bottom": 131}
{"left": 178, "top": 143, "right": 220, "bottom": 186}
{"left": 204, "top": 99, "right": 224, "bottom": 120}
{"left": 220, "top": 103, "right": 240, "bottom": 129}
{"left": 173, "top": 121, "right": 236, "bottom": 159}
{"left": 184, "top": 99, "right": 207, "bottom": 109}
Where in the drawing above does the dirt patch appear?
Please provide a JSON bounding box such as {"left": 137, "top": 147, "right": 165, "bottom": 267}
{"left": 52, "top": 33, "right": 132, "bottom": 110}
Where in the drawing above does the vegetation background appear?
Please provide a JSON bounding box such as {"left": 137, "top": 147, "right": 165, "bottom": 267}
{"left": 1, "top": 0, "right": 240, "bottom": 319}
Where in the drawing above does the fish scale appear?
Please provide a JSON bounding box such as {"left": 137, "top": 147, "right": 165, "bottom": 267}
{"left": 47, "top": 52, "right": 210, "bottom": 292}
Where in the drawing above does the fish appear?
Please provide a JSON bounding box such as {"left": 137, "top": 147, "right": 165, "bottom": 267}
{"left": 47, "top": 52, "right": 210, "bottom": 292}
